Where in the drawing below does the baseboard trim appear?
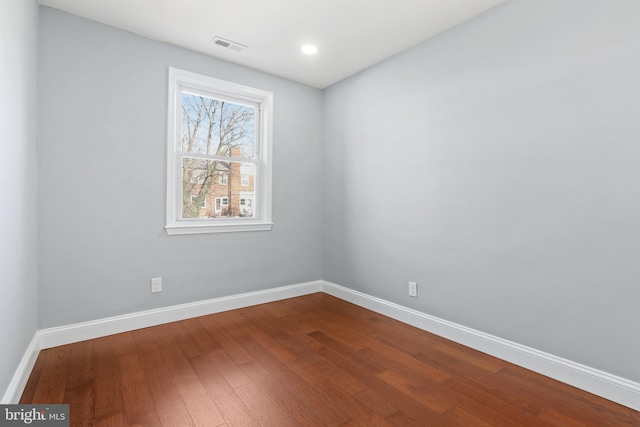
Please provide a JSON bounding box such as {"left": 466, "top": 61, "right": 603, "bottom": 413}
{"left": 6, "top": 279, "right": 639, "bottom": 411}
{"left": 1, "top": 333, "right": 41, "bottom": 404}
{"left": 320, "top": 281, "right": 640, "bottom": 412}
{"left": 38, "top": 280, "right": 323, "bottom": 350}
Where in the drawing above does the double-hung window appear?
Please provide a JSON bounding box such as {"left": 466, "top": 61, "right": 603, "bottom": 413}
{"left": 166, "top": 68, "right": 273, "bottom": 234}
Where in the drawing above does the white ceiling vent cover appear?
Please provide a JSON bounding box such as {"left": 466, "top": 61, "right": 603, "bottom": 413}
{"left": 211, "top": 36, "right": 247, "bottom": 52}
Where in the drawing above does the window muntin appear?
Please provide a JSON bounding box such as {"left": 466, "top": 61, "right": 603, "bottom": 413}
{"left": 166, "top": 68, "right": 273, "bottom": 234}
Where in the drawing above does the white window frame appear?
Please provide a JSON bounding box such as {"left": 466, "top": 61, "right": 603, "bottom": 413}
{"left": 241, "top": 174, "right": 249, "bottom": 186}
{"left": 218, "top": 174, "right": 229, "bottom": 185}
{"left": 165, "top": 67, "right": 273, "bottom": 235}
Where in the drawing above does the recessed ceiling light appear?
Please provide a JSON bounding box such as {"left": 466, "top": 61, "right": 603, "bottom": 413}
{"left": 301, "top": 44, "right": 318, "bottom": 55}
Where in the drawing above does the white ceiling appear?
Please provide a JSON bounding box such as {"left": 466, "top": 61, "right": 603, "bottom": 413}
{"left": 38, "top": 0, "right": 507, "bottom": 89}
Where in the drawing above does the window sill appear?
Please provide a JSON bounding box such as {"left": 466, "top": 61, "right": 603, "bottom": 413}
{"left": 165, "top": 221, "right": 273, "bottom": 235}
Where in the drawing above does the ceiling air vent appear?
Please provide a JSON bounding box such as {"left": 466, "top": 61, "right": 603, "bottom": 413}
{"left": 211, "top": 36, "right": 247, "bottom": 52}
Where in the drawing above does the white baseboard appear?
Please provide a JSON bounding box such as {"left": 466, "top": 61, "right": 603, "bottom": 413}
{"left": 5, "top": 279, "right": 639, "bottom": 412}
{"left": 1, "top": 334, "right": 41, "bottom": 404}
{"left": 4, "top": 280, "right": 322, "bottom": 403}
{"left": 39, "top": 280, "right": 323, "bottom": 349}
{"left": 320, "top": 281, "right": 640, "bottom": 412}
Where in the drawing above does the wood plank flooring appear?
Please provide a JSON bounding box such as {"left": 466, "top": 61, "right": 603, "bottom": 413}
{"left": 21, "top": 293, "right": 640, "bottom": 426}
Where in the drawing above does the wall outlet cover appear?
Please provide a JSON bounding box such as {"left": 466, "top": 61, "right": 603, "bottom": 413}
{"left": 408, "top": 281, "right": 417, "bottom": 297}
{"left": 151, "top": 277, "right": 162, "bottom": 293}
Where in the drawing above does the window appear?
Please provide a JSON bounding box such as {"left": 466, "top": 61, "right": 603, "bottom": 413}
{"left": 191, "top": 169, "right": 206, "bottom": 184}
{"left": 214, "top": 197, "right": 228, "bottom": 214}
{"left": 239, "top": 196, "right": 254, "bottom": 216}
{"left": 190, "top": 194, "right": 206, "bottom": 208}
{"left": 166, "top": 68, "right": 273, "bottom": 234}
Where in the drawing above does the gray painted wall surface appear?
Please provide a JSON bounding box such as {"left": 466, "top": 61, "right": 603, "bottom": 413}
{"left": 0, "top": 0, "right": 39, "bottom": 398}
{"left": 323, "top": 0, "right": 640, "bottom": 382}
{"left": 24, "top": 0, "right": 640, "bottom": 393}
{"left": 38, "top": 8, "right": 323, "bottom": 328}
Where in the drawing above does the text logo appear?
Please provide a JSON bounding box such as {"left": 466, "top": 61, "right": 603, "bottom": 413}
{"left": 0, "top": 405, "right": 68, "bottom": 426}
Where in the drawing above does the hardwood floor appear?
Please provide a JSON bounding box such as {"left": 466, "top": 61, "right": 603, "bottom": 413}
{"left": 21, "top": 293, "right": 639, "bottom": 426}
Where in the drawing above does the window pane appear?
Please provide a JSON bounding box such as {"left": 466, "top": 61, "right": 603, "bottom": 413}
{"left": 180, "top": 93, "right": 255, "bottom": 158}
{"left": 191, "top": 169, "right": 206, "bottom": 184}
{"left": 182, "top": 157, "right": 256, "bottom": 219}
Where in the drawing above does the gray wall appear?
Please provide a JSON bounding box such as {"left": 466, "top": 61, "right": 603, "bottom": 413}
{"left": 38, "top": 8, "right": 324, "bottom": 328}
{"left": 0, "top": 0, "right": 39, "bottom": 400}
{"left": 29, "top": 0, "right": 640, "bottom": 390}
{"left": 323, "top": 0, "right": 640, "bottom": 382}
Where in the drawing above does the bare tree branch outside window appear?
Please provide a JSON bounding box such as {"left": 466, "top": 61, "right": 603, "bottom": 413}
{"left": 180, "top": 93, "right": 256, "bottom": 219}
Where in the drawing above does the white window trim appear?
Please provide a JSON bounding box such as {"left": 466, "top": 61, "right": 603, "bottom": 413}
{"left": 165, "top": 67, "right": 273, "bottom": 235}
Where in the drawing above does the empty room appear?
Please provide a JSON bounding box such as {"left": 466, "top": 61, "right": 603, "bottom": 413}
{"left": 1, "top": 0, "right": 639, "bottom": 425}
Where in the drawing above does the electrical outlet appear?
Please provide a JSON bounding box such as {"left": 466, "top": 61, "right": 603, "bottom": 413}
{"left": 408, "top": 281, "right": 417, "bottom": 297}
{"left": 151, "top": 277, "right": 162, "bottom": 293}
